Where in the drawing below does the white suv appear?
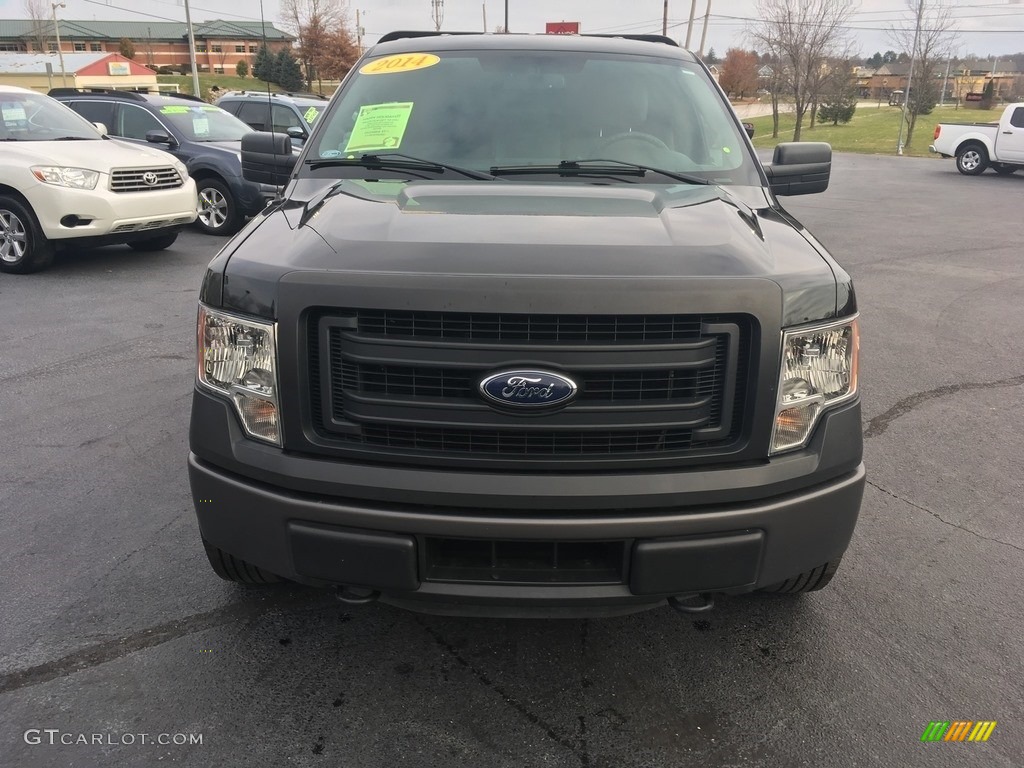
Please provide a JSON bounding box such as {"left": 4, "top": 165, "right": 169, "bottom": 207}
{"left": 0, "top": 85, "right": 198, "bottom": 273}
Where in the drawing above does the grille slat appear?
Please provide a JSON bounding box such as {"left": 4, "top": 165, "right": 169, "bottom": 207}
{"left": 110, "top": 167, "right": 183, "bottom": 192}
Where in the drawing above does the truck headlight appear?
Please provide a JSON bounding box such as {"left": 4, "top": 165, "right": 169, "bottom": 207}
{"left": 197, "top": 305, "right": 281, "bottom": 445}
{"left": 771, "top": 317, "right": 859, "bottom": 454}
{"left": 31, "top": 166, "right": 100, "bottom": 190}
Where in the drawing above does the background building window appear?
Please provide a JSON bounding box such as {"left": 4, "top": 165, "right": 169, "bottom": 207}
{"left": 248, "top": 45, "right": 257, "bottom": 53}
{"left": 90, "top": 43, "right": 103, "bottom": 52}
{"left": 196, "top": 45, "right": 207, "bottom": 53}
{"left": 235, "top": 45, "right": 245, "bottom": 53}
{"left": 211, "top": 44, "right": 222, "bottom": 53}
{"left": 214, "top": 67, "right": 225, "bottom": 74}
{"left": 48, "top": 43, "right": 58, "bottom": 52}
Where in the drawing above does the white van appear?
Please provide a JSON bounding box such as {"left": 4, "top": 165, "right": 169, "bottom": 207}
{"left": 0, "top": 85, "right": 197, "bottom": 273}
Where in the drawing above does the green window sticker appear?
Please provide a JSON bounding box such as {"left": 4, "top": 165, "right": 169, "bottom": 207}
{"left": 160, "top": 105, "right": 191, "bottom": 114}
{"left": 303, "top": 106, "right": 321, "bottom": 124}
{"left": 344, "top": 102, "right": 414, "bottom": 154}
{"left": 193, "top": 117, "right": 210, "bottom": 137}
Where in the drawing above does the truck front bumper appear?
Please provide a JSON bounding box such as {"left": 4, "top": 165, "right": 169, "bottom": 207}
{"left": 189, "top": 392, "right": 865, "bottom": 615}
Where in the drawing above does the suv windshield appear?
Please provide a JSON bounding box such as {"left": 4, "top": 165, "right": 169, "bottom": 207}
{"left": 310, "top": 48, "right": 759, "bottom": 185}
{"left": 0, "top": 92, "right": 99, "bottom": 141}
{"left": 158, "top": 103, "right": 252, "bottom": 142}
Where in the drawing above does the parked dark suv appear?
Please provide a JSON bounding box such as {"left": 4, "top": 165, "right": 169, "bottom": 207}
{"left": 52, "top": 89, "right": 277, "bottom": 235}
{"left": 215, "top": 91, "right": 329, "bottom": 148}
{"left": 190, "top": 33, "right": 864, "bottom": 617}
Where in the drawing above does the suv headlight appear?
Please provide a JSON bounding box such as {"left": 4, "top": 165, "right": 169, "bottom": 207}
{"left": 31, "top": 166, "right": 100, "bottom": 190}
{"left": 770, "top": 317, "right": 859, "bottom": 454}
{"left": 197, "top": 305, "right": 281, "bottom": 445}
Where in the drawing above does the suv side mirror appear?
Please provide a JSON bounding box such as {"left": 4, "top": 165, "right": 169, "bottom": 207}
{"left": 764, "top": 142, "right": 831, "bottom": 196}
{"left": 241, "top": 131, "right": 298, "bottom": 186}
{"left": 145, "top": 130, "right": 175, "bottom": 146}
{"left": 93, "top": 122, "right": 108, "bottom": 135}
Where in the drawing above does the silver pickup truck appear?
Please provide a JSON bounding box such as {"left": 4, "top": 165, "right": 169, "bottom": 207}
{"left": 930, "top": 102, "right": 1024, "bottom": 175}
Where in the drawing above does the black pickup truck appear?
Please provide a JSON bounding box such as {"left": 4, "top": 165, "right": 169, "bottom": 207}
{"left": 189, "top": 32, "right": 863, "bottom": 617}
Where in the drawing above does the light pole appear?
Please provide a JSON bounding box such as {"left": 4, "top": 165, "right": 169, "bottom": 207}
{"left": 504, "top": 0, "right": 509, "bottom": 33}
{"left": 51, "top": 2, "right": 67, "bottom": 88}
{"left": 182, "top": 0, "right": 201, "bottom": 99}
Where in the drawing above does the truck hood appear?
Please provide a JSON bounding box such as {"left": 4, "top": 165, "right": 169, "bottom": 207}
{"left": 6, "top": 138, "right": 180, "bottom": 168}
{"left": 210, "top": 179, "right": 853, "bottom": 325}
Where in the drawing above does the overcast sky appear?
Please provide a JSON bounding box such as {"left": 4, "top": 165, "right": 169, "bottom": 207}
{"left": 6, "top": 0, "right": 1024, "bottom": 57}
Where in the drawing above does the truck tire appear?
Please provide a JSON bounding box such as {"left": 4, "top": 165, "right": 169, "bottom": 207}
{"left": 128, "top": 232, "right": 179, "bottom": 251}
{"left": 0, "top": 195, "right": 55, "bottom": 274}
{"left": 993, "top": 164, "right": 1017, "bottom": 176}
{"left": 760, "top": 559, "right": 842, "bottom": 594}
{"left": 955, "top": 144, "right": 988, "bottom": 176}
{"left": 202, "top": 538, "right": 282, "bottom": 584}
{"left": 195, "top": 178, "right": 241, "bottom": 235}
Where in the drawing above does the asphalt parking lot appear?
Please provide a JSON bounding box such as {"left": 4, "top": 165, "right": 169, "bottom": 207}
{"left": 1, "top": 153, "right": 1022, "bottom": 768}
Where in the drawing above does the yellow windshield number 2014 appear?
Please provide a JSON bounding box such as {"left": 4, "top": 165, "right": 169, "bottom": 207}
{"left": 359, "top": 54, "right": 440, "bottom": 75}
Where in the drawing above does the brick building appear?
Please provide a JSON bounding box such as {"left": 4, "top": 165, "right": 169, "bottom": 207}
{"left": 0, "top": 19, "right": 293, "bottom": 75}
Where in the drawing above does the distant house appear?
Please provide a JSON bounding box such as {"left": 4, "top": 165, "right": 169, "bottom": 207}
{"left": 0, "top": 19, "right": 293, "bottom": 75}
{"left": 0, "top": 52, "right": 158, "bottom": 92}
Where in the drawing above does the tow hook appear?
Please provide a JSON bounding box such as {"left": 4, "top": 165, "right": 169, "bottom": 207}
{"left": 668, "top": 593, "right": 715, "bottom": 614}
{"left": 335, "top": 586, "right": 380, "bottom": 605}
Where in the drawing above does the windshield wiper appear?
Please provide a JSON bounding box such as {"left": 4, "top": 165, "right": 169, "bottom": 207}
{"left": 306, "top": 152, "right": 496, "bottom": 181}
{"left": 52, "top": 136, "right": 92, "bottom": 141}
{"left": 490, "top": 159, "right": 710, "bottom": 185}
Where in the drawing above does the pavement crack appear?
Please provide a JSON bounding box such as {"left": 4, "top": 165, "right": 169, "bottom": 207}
{"left": 864, "top": 374, "right": 1024, "bottom": 439}
{"left": 866, "top": 480, "right": 1024, "bottom": 554}
{"left": 417, "top": 618, "right": 590, "bottom": 767}
{"left": 0, "top": 591, "right": 328, "bottom": 695}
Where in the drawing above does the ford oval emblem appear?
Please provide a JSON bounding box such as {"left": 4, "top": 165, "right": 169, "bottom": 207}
{"left": 479, "top": 370, "right": 578, "bottom": 410}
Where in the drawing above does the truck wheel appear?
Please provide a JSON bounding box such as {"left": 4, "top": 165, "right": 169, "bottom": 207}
{"left": 955, "top": 144, "right": 988, "bottom": 176}
{"left": 202, "top": 538, "right": 282, "bottom": 584}
{"left": 195, "top": 179, "right": 241, "bottom": 235}
{"left": 760, "top": 559, "right": 842, "bottom": 594}
{"left": 128, "top": 232, "right": 178, "bottom": 251}
{"left": 993, "top": 164, "right": 1016, "bottom": 176}
{"left": 0, "top": 195, "right": 55, "bottom": 274}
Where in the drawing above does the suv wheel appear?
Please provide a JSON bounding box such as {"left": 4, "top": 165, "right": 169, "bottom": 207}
{"left": 202, "top": 538, "right": 282, "bottom": 584}
{"left": 759, "top": 559, "right": 842, "bottom": 594}
{"left": 0, "top": 196, "right": 55, "bottom": 274}
{"left": 195, "top": 179, "right": 241, "bottom": 235}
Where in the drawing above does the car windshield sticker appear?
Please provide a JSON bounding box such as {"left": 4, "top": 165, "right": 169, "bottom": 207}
{"left": 303, "top": 106, "right": 321, "bottom": 124}
{"left": 192, "top": 117, "right": 210, "bottom": 137}
{"left": 359, "top": 53, "right": 440, "bottom": 75}
{"left": 160, "top": 105, "right": 191, "bottom": 114}
{"left": 1, "top": 104, "right": 27, "bottom": 123}
{"left": 201, "top": 105, "right": 220, "bottom": 112}
{"left": 343, "top": 102, "right": 414, "bottom": 153}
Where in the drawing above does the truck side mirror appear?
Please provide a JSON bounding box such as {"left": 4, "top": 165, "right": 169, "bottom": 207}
{"left": 764, "top": 142, "right": 831, "bottom": 196}
{"left": 241, "top": 131, "right": 298, "bottom": 186}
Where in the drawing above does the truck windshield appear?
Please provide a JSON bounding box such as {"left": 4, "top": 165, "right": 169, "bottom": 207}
{"left": 158, "top": 104, "right": 253, "bottom": 142}
{"left": 0, "top": 92, "right": 99, "bottom": 141}
{"left": 310, "top": 49, "right": 760, "bottom": 185}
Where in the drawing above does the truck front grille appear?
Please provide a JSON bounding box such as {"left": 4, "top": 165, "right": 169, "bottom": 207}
{"left": 110, "top": 167, "right": 183, "bottom": 192}
{"left": 306, "top": 309, "right": 752, "bottom": 470}
{"left": 424, "top": 537, "right": 627, "bottom": 584}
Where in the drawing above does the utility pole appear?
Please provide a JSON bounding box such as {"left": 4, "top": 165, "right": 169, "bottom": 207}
{"left": 356, "top": 9, "right": 364, "bottom": 54}
{"left": 431, "top": 0, "right": 444, "bottom": 32}
{"left": 663, "top": 0, "right": 668, "bottom": 36}
{"left": 939, "top": 53, "right": 952, "bottom": 105}
{"left": 51, "top": 2, "right": 67, "bottom": 88}
{"left": 504, "top": 0, "right": 509, "bottom": 33}
{"left": 684, "top": 0, "right": 698, "bottom": 49}
{"left": 896, "top": 0, "right": 925, "bottom": 155}
{"left": 482, "top": 3, "right": 487, "bottom": 32}
{"left": 698, "top": 0, "right": 712, "bottom": 57}
{"left": 183, "top": 0, "right": 201, "bottom": 99}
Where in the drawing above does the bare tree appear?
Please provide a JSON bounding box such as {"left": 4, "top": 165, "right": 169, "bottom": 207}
{"left": 24, "top": 0, "right": 51, "bottom": 53}
{"left": 748, "top": 0, "right": 856, "bottom": 141}
{"left": 280, "top": 0, "right": 353, "bottom": 89}
{"left": 888, "top": 0, "right": 956, "bottom": 145}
